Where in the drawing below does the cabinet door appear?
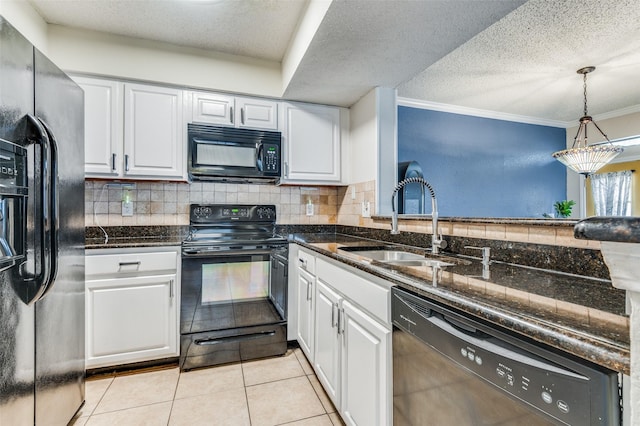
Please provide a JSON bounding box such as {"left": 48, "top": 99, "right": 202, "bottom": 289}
{"left": 282, "top": 102, "right": 341, "bottom": 182}
{"left": 192, "top": 91, "right": 234, "bottom": 126}
{"left": 86, "top": 274, "right": 178, "bottom": 368}
{"left": 123, "top": 83, "right": 185, "bottom": 179}
{"left": 314, "top": 280, "right": 342, "bottom": 407}
{"left": 296, "top": 268, "right": 315, "bottom": 360}
{"left": 74, "top": 76, "right": 123, "bottom": 176}
{"left": 236, "top": 97, "right": 278, "bottom": 130}
{"left": 341, "top": 300, "right": 391, "bottom": 426}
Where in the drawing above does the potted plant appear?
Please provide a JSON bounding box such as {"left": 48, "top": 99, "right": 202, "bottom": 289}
{"left": 554, "top": 200, "right": 575, "bottom": 218}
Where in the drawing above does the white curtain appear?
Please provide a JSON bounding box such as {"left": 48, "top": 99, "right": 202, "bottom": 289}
{"left": 590, "top": 170, "right": 633, "bottom": 216}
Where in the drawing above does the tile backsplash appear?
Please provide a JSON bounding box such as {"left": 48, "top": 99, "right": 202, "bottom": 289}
{"left": 85, "top": 180, "right": 340, "bottom": 226}
{"left": 85, "top": 179, "right": 591, "bottom": 250}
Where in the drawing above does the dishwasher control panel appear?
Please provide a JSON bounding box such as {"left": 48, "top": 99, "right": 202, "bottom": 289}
{"left": 392, "top": 288, "right": 620, "bottom": 426}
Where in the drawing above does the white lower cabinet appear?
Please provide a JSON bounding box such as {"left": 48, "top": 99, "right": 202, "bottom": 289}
{"left": 296, "top": 267, "right": 315, "bottom": 360}
{"left": 85, "top": 247, "right": 180, "bottom": 369}
{"left": 314, "top": 280, "right": 341, "bottom": 404}
{"left": 341, "top": 299, "right": 391, "bottom": 426}
{"left": 310, "top": 254, "right": 392, "bottom": 426}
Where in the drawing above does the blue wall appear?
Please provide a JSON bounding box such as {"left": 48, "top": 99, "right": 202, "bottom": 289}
{"left": 397, "top": 107, "right": 567, "bottom": 218}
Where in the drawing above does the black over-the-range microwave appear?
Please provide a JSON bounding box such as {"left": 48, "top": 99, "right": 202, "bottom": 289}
{"left": 187, "top": 123, "right": 281, "bottom": 183}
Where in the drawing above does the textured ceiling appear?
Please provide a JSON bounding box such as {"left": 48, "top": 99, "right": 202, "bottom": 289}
{"left": 398, "top": 0, "right": 640, "bottom": 123}
{"left": 29, "top": 0, "right": 307, "bottom": 62}
{"left": 282, "top": 0, "right": 525, "bottom": 107}
{"left": 27, "top": 0, "right": 640, "bottom": 122}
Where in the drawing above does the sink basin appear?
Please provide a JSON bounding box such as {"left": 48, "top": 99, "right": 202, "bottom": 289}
{"left": 338, "top": 245, "right": 468, "bottom": 268}
{"left": 384, "top": 259, "right": 455, "bottom": 268}
{"left": 345, "top": 250, "right": 425, "bottom": 262}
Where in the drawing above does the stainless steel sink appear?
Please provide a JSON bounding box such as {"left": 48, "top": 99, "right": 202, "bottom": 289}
{"left": 338, "top": 245, "right": 466, "bottom": 268}
{"left": 344, "top": 250, "right": 425, "bottom": 262}
{"left": 384, "top": 259, "right": 455, "bottom": 268}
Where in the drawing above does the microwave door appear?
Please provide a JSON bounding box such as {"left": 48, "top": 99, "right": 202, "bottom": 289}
{"left": 194, "top": 138, "right": 256, "bottom": 171}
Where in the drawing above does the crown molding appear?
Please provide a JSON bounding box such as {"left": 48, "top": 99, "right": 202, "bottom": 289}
{"left": 593, "top": 104, "right": 640, "bottom": 122}
{"left": 397, "top": 97, "right": 640, "bottom": 129}
{"left": 397, "top": 97, "right": 568, "bottom": 128}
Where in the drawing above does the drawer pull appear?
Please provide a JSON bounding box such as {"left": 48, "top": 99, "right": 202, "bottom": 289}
{"left": 195, "top": 330, "right": 276, "bottom": 345}
{"left": 119, "top": 261, "right": 141, "bottom": 267}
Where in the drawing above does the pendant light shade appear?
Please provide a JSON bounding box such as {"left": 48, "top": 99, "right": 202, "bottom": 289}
{"left": 552, "top": 67, "right": 623, "bottom": 176}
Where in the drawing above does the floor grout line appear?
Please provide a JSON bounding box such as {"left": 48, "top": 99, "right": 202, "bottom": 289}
{"left": 80, "top": 349, "right": 345, "bottom": 426}
{"left": 166, "top": 367, "right": 181, "bottom": 426}
{"left": 240, "top": 359, "right": 254, "bottom": 426}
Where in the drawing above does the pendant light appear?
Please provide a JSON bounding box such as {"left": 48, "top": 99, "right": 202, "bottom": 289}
{"left": 552, "top": 66, "right": 623, "bottom": 176}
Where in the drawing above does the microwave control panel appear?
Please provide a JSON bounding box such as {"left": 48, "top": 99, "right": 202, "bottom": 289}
{"left": 263, "top": 143, "right": 280, "bottom": 173}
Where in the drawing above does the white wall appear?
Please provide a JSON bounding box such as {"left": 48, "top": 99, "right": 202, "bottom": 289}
{"left": 349, "top": 88, "right": 378, "bottom": 183}
{"left": 0, "top": 1, "right": 48, "bottom": 52}
{"left": 566, "top": 110, "right": 640, "bottom": 217}
{"left": 347, "top": 87, "right": 397, "bottom": 215}
{"left": 47, "top": 25, "right": 282, "bottom": 98}
{"left": 377, "top": 87, "right": 398, "bottom": 216}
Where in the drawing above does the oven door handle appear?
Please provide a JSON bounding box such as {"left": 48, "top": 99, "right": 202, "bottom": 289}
{"left": 182, "top": 248, "right": 278, "bottom": 257}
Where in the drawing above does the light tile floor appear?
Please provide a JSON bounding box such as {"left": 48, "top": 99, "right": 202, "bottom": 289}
{"left": 70, "top": 349, "right": 344, "bottom": 426}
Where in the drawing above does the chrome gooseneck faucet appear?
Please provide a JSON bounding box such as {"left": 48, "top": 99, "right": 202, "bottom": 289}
{"left": 391, "top": 177, "right": 446, "bottom": 254}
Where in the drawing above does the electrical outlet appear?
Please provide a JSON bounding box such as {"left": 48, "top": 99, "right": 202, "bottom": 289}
{"left": 306, "top": 202, "right": 314, "bottom": 216}
{"left": 121, "top": 200, "right": 133, "bottom": 216}
{"left": 361, "top": 201, "right": 371, "bottom": 218}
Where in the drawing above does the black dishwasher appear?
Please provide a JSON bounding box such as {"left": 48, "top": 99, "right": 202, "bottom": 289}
{"left": 392, "top": 287, "right": 621, "bottom": 425}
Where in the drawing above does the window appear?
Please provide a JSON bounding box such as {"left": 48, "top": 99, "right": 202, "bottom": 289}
{"left": 590, "top": 170, "right": 633, "bottom": 216}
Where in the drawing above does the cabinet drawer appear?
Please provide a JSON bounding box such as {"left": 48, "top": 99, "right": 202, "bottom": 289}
{"left": 86, "top": 251, "right": 177, "bottom": 276}
{"left": 297, "top": 249, "right": 316, "bottom": 275}
{"left": 316, "top": 257, "right": 390, "bottom": 325}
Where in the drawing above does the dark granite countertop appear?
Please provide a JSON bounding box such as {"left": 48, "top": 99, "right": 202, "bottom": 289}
{"left": 371, "top": 215, "right": 578, "bottom": 226}
{"left": 85, "top": 226, "right": 187, "bottom": 249}
{"left": 289, "top": 233, "right": 630, "bottom": 374}
{"left": 575, "top": 217, "right": 640, "bottom": 243}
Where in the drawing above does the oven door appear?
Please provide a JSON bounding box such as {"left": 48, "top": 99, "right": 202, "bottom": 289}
{"left": 180, "top": 247, "right": 287, "bottom": 370}
{"left": 269, "top": 246, "right": 288, "bottom": 320}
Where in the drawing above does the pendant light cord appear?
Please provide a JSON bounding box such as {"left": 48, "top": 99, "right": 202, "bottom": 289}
{"left": 583, "top": 72, "right": 588, "bottom": 116}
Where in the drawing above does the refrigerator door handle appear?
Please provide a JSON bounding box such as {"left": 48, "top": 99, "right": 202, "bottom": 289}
{"left": 35, "top": 117, "right": 59, "bottom": 299}
{"left": 20, "top": 114, "right": 58, "bottom": 303}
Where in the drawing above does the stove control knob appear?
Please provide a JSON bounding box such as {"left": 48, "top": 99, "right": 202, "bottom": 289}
{"left": 258, "top": 207, "right": 275, "bottom": 219}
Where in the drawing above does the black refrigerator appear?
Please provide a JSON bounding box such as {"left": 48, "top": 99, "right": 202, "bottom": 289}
{"left": 0, "top": 16, "right": 85, "bottom": 425}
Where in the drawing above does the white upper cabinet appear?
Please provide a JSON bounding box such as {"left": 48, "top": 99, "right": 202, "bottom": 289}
{"left": 74, "top": 77, "right": 123, "bottom": 176}
{"left": 192, "top": 92, "right": 234, "bottom": 125}
{"left": 281, "top": 102, "right": 343, "bottom": 184}
{"left": 123, "top": 83, "right": 185, "bottom": 179}
{"left": 191, "top": 91, "right": 278, "bottom": 130}
{"left": 235, "top": 97, "right": 279, "bottom": 130}
{"left": 74, "top": 76, "right": 186, "bottom": 181}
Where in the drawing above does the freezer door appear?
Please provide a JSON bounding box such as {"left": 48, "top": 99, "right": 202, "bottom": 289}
{"left": 33, "top": 50, "right": 85, "bottom": 425}
{"left": 0, "top": 16, "right": 36, "bottom": 426}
